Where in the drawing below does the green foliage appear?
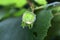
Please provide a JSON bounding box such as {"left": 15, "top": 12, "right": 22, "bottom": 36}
{"left": 0, "top": 13, "right": 5, "bottom": 20}
{"left": 0, "top": 17, "right": 33, "bottom": 40}
{"left": 34, "top": 0, "right": 47, "bottom": 5}
{"left": 44, "top": 5, "right": 60, "bottom": 40}
{"left": 15, "top": 0, "right": 27, "bottom": 8}
{"left": 13, "top": 9, "right": 27, "bottom": 17}
{"left": 0, "top": 9, "right": 9, "bottom": 20}
{"left": 0, "top": 0, "right": 60, "bottom": 40}
{"left": 0, "top": 0, "right": 16, "bottom": 5}
{"left": 44, "top": 14, "right": 60, "bottom": 40}
{"left": 52, "top": 6, "right": 60, "bottom": 13}
{"left": 53, "top": 13, "right": 60, "bottom": 22}
{"left": 0, "top": 0, "right": 27, "bottom": 8}
{"left": 31, "top": 10, "right": 53, "bottom": 40}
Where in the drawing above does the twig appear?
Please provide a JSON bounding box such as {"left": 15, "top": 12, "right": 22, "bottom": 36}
{"left": 35, "top": 2, "right": 60, "bottom": 10}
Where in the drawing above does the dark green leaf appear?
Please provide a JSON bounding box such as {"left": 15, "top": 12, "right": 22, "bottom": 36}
{"left": 44, "top": 12, "right": 60, "bottom": 40}
{"left": 0, "top": 17, "right": 33, "bottom": 40}
{"left": 32, "top": 10, "right": 53, "bottom": 40}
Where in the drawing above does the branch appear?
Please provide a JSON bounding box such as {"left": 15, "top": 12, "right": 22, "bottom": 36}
{"left": 35, "top": 2, "right": 60, "bottom": 10}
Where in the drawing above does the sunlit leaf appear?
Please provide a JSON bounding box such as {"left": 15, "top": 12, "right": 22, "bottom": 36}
{"left": 15, "top": 0, "right": 27, "bottom": 8}
{"left": 34, "top": 0, "right": 47, "bottom": 5}
{"left": 0, "top": 0, "right": 16, "bottom": 5}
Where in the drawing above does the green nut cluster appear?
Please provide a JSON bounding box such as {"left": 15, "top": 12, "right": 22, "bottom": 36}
{"left": 21, "top": 11, "right": 36, "bottom": 29}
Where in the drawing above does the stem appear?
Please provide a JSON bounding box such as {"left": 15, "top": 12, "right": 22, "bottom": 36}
{"left": 27, "top": 0, "right": 35, "bottom": 12}
{"left": 54, "top": 13, "right": 60, "bottom": 16}
{"left": 34, "top": 2, "right": 60, "bottom": 10}
{"left": 34, "top": 6, "right": 45, "bottom": 10}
